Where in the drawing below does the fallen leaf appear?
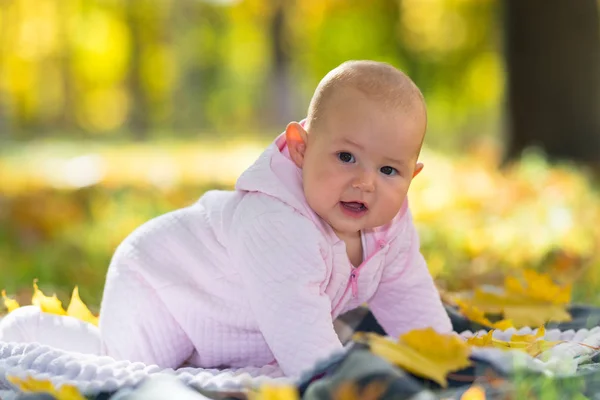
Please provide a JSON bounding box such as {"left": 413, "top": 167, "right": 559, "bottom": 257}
{"left": 66, "top": 286, "right": 99, "bottom": 326}
{"left": 332, "top": 383, "right": 360, "bottom": 400}
{"left": 503, "top": 303, "right": 571, "bottom": 328}
{"left": 3, "top": 281, "right": 100, "bottom": 325}
{"left": 466, "top": 327, "right": 562, "bottom": 357}
{"left": 2, "top": 290, "right": 20, "bottom": 312}
{"left": 354, "top": 328, "right": 471, "bottom": 387}
{"left": 248, "top": 384, "right": 299, "bottom": 400}
{"left": 505, "top": 269, "right": 572, "bottom": 304}
{"left": 524, "top": 340, "right": 564, "bottom": 358}
{"left": 332, "top": 381, "right": 389, "bottom": 400}
{"left": 456, "top": 299, "right": 514, "bottom": 330}
{"left": 7, "top": 375, "right": 86, "bottom": 400}
{"left": 466, "top": 330, "right": 495, "bottom": 348}
{"left": 510, "top": 325, "right": 546, "bottom": 343}
{"left": 31, "top": 280, "right": 67, "bottom": 316}
{"left": 471, "top": 289, "right": 571, "bottom": 327}
{"left": 461, "top": 385, "right": 486, "bottom": 400}
{"left": 454, "top": 270, "right": 572, "bottom": 328}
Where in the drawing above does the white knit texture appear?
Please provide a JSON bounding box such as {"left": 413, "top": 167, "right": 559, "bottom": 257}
{"left": 2, "top": 327, "right": 600, "bottom": 395}
{"left": 0, "top": 341, "right": 289, "bottom": 395}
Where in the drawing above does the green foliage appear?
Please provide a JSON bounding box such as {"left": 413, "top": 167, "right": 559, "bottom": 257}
{"left": 0, "top": 0, "right": 502, "bottom": 148}
{"left": 1, "top": 140, "right": 600, "bottom": 309}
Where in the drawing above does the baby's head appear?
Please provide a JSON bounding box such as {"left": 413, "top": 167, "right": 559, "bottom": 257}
{"left": 285, "top": 60, "right": 427, "bottom": 240}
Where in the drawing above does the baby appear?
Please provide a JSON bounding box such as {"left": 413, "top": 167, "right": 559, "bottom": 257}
{"left": 0, "top": 60, "right": 451, "bottom": 378}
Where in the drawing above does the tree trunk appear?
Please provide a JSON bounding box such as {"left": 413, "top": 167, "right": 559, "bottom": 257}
{"left": 126, "top": 0, "right": 149, "bottom": 140}
{"left": 58, "top": 1, "right": 76, "bottom": 135}
{"left": 504, "top": 0, "right": 600, "bottom": 167}
{"left": 268, "top": 0, "right": 293, "bottom": 127}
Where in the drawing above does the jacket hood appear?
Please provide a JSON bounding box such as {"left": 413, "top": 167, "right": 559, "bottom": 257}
{"left": 235, "top": 131, "right": 330, "bottom": 232}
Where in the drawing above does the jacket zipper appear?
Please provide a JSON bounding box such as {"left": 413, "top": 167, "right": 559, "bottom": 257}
{"left": 332, "top": 239, "right": 386, "bottom": 314}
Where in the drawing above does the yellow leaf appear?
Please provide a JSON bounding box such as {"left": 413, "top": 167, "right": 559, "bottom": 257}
{"left": 354, "top": 328, "right": 471, "bottom": 387}
{"left": 456, "top": 300, "right": 514, "bottom": 330}
{"left": 66, "top": 286, "right": 99, "bottom": 326}
{"left": 505, "top": 269, "right": 572, "bottom": 305}
{"left": 467, "top": 327, "right": 562, "bottom": 357}
{"left": 508, "top": 327, "right": 562, "bottom": 357}
{"left": 503, "top": 304, "right": 571, "bottom": 327}
{"left": 524, "top": 339, "right": 563, "bottom": 358}
{"left": 248, "top": 384, "right": 299, "bottom": 400}
{"left": 466, "top": 330, "right": 494, "bottom": 347}
{"left": 2, "top": 290, "right": 20, "bottom": 313}
{"left": 333, "top": 381, "right": 388, "bottom": 400}
{"left": 510, "top": 325, "right": 545, "bottom": 343}
{"left": 7, "top": 375, "right": 86, "bottom": 400}
{"left": 492, "top": 319, "right": 515, "bottom": 330}
{"left": 332, "top": 383, "right": 360, "bottom": 400}
{"left": 471, "top": 289, "right": 571, "bottom": 327}
{"left": 31, "top": 280, "right": 66, "bottom": 316}
{"left": 461, "top": 385, "right": 486, "bottom": 400}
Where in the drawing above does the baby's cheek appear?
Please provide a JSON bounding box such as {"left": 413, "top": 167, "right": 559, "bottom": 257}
{"left": 381, "top": 192, "right": 406, "bottom": 218}
{"left": 306, "top": 178, "right": 335, "bottom": 208}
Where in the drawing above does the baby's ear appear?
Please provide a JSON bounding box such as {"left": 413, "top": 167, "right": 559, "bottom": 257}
{"left": 285, "top": 122, "right": 308, "bottom": 168}
{"left": 412, "top": 162, "right": 424, "bottom": 178}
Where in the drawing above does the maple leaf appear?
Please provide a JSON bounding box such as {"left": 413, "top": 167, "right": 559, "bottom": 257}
{"left": 354, "top": 328, "right": 472, "bottom": 387}
{"left": 3, "top": 281, "right": 99, "bottom": 325}
{"left": 466, "top": 330, "right": 495, "bottom": 347}
{"left": 2, "top": 290, "right": 20, "bottom": 313}
{"left": 31, "top": 280, "right": 67, "bottom": 315}
{"left": 466, "top": 326, "right": 562, "bottom": 358}
{"left": 66, "top": 286, "right": 99, "bottom": 326}
{"left": 449, "top": 269, "right": 572, "bottom": 328}
{"left": 455, "top": 299, "right": 514, "bottom": 330}
{"left": 471, "top": 289, "right": 571, "bottom": 327}
{"left": 7, "top": 375, "right": 86, "bottom": 400}
{"left": 504, "top": 269, "right": 572, "bottom": 304}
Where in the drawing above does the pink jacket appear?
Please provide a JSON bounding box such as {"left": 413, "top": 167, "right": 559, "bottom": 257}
{"left": 98, "top": 133, "right": 451, "bottom": 378}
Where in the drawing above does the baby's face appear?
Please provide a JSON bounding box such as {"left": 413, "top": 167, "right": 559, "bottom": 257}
{"left": 302, "top": 87, "right": 425, "bottom": 239}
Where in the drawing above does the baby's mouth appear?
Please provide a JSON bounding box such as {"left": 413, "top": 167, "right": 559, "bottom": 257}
{"left": 340, "top": 201, "right": 368, "bottom": 212}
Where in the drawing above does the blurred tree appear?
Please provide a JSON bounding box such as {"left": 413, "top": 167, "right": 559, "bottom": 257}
{"left": 268, "top": 0, "right": 293, "bottom": 126}
{"left": 126, "top": 0, "right": 151, "bottom": 140}
{"left": 0, "top": 0, "right": 504, "bottom": 145}
{"left": 505, "top": 0, "right": 600, "bottom": 167}
{"left": 58, "top": 1, "right": 76, "bottom": 133}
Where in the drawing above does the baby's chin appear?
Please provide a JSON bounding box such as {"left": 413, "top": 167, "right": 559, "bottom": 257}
{"left": 329, "top": 220, "right": 374, "bottom": 237}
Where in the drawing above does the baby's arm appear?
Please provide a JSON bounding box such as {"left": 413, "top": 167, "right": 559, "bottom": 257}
{"left": 230, "top": 196, "right": 344, "bottom": 378}
{"left": 368, "top": 210, "right": 452, "bottom": 337}
{"left": 98, "top": 243, "right": 193, "bottom": 368}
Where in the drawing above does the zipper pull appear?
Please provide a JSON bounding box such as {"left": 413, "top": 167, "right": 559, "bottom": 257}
{"left": 350, "top": 271, "right": 358, "bottom": 297}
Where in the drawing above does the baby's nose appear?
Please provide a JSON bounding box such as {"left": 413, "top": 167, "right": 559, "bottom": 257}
{"left": 352, "top": 172, "right": 375, "bottom": 192}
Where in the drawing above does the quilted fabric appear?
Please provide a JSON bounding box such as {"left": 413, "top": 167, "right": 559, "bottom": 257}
{"left": 99, "top": 131, "right": 451, "bottom": 378}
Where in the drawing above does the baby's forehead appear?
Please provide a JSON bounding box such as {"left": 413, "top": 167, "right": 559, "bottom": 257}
{"left": 318, "top": 83, "right": 425, "bottom": 125}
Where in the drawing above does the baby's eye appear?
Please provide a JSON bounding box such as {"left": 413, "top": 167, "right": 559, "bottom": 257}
{"left": 380, "top": 166, "right": 398, "bottom": 176}
{"left": 337, "top": 152, "right": 355, "bottom": 163}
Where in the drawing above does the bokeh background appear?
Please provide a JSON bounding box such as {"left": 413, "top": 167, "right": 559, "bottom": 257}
{"left": 1, "top": 0, "right": 599, "bottom": 308}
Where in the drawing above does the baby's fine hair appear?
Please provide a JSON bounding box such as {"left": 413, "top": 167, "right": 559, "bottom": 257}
{"left": 306, "top": 60, "right": 426, "bottom": 130}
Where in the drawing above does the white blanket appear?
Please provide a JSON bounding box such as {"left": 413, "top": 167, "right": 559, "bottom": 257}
{"left": 0, "top": 341, "right": 290, "bottom": 395}
{"left": 2, "top": 316, "right": 600, "bottom": 397}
